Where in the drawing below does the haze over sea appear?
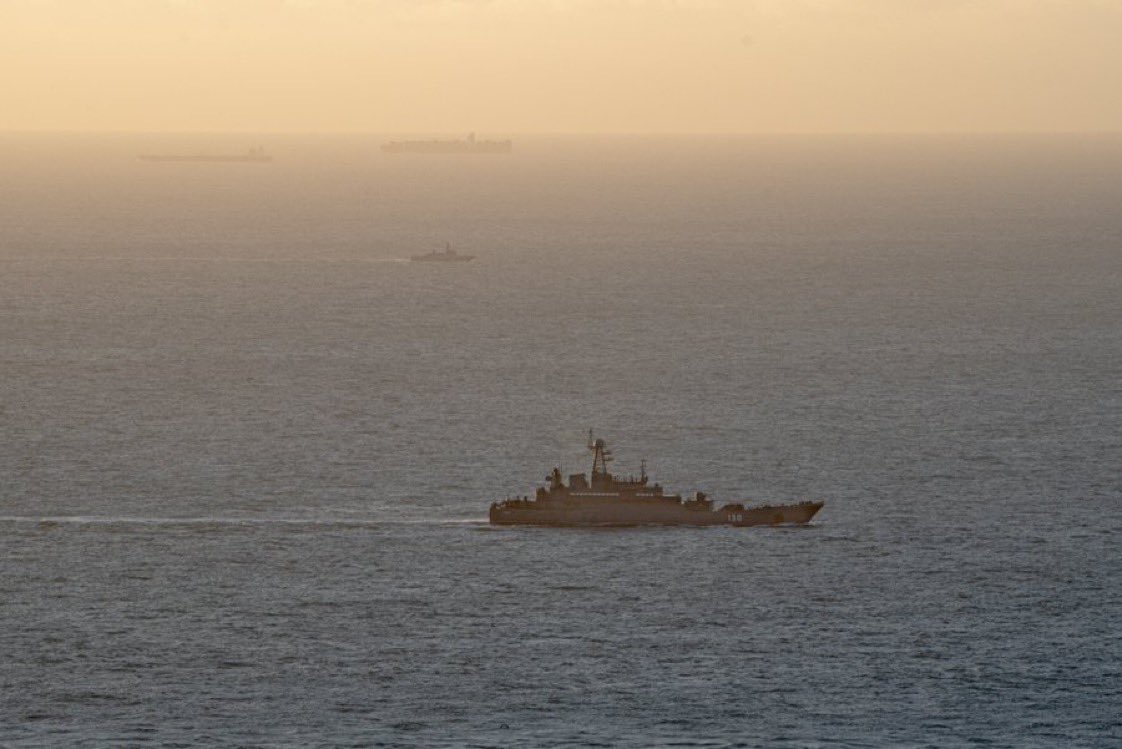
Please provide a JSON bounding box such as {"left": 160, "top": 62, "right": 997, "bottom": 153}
{"left": 1, "top": 134, "right": 1119, "bottom": 748}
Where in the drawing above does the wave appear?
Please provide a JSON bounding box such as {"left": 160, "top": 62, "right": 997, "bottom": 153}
{"left": 0, "top": 515, "right": 489, "bottom": 527}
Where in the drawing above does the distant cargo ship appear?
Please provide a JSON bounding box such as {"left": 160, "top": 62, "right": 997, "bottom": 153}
{"left": 138, "top": 147, "right": 272, "bottom": 163}
{"left": 381, "top": 133, "right": 512, "bottom": 154}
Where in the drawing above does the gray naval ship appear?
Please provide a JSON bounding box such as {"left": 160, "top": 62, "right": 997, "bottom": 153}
{"left": 410, "top": 243, "right": 475, "bottom": 263}
{"left": 490, "top": 433, "right": 824, "bottom": 527}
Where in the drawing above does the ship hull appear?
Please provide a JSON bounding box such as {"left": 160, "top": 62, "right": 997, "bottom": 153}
{"left": 138, "top": 155, "right": 272, "bottom": 163}
{"left": 489, "top": 500, "right": 823, "bottom": 527}
{"left": 410, "top": 256, "right": 475, "bottom": 262}
{"left": 381, "top": 142, "right": 511, "bottom": 154}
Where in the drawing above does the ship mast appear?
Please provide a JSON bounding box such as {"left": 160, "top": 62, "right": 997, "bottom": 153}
{"left": 588, "top": 430, "right": 613, "bottom": 478}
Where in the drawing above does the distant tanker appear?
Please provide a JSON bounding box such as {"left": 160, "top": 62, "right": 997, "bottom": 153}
{"left": 490, "top": 433, "right": 824, "bottom": 527}
{"left": 381, "top": 132, "right": 512, "bottom": 154}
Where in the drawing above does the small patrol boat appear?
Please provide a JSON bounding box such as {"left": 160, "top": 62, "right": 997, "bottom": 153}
{"left": 489, "top": 433, "right": 824, "bottom": 527}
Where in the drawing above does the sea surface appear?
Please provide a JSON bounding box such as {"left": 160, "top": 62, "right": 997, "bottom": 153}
{"left": 1, "top": 133, "right": 1119, "bottom": 747}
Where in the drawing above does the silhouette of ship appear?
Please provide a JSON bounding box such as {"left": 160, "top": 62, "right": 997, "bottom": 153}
{"left": 410, "top": 243, "right": 475, "bottom": 263}
{"left": 490, "top": 433, "right": 824, "bottom": 527}
{"left": 381, "top": 133, "right": 512, "bottom": 154}
{"left": 138, "top": 147, "right": 272, "bottom": 163}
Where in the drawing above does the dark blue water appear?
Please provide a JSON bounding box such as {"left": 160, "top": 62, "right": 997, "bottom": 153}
{"left": 1, "top": 134, "right": 1120, "bottom": 747}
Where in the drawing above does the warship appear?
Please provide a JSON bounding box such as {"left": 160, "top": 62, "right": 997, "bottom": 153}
{"left": 381, "top": 132, "right": 512, "bottom": 154}
{"left": 490, "top": 433, "right": 823, "bottom": 527}
{"left": 138, "top": 147, "right": 272, "bottom": 163}
{"left": 410, "top": 243, "right": 475, "bottom": 263}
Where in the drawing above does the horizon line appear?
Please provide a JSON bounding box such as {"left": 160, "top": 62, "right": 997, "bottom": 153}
{"left": 4, "top": 129, "right": 1122, "bottom": 138}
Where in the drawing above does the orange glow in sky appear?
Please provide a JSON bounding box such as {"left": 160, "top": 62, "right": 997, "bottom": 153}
{"left": 3, "top": 0, "right": 1121, "bottom": 133}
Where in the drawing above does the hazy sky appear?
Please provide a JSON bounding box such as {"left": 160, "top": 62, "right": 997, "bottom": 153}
{"left": 3, "top": 0, "right": 1121, "bottom": 133}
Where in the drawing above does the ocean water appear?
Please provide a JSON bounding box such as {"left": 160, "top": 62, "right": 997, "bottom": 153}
{"left": 1, "top": 133, "right": 1119, "bottom": 747}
